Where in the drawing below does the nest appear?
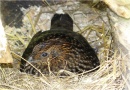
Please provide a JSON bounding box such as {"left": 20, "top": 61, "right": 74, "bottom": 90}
{"left": 0, "top": 1, "right": 127, "bottom": 90}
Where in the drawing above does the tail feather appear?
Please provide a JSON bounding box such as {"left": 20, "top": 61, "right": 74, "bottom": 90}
{"left": 50, "top": 14, "right": 73, "bottom": 31}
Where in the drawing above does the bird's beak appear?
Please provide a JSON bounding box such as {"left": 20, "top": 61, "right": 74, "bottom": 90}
{"left": 28, "top": 56, "right": 34, "bottom": 62}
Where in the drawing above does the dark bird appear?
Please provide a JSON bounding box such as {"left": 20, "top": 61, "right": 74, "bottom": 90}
{"left": 20, "top": 13, "right": 100, "bottom": 76}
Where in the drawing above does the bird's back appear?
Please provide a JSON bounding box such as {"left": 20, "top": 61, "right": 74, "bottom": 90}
{"left": 20, "top": 13, "right": 100, "bottom": 76}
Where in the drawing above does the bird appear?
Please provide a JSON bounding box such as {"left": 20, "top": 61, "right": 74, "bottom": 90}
{"left": 20, "top": 12, "right": 100, "bottom": 76}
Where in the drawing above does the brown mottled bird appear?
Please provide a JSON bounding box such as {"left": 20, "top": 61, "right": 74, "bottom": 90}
{"left": 20, "top": 13, "right": 100, "bottom": 76}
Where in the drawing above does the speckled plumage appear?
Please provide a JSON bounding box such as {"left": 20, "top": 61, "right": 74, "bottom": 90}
{"left": 20, "top": 13, "right": 100, "bottom": 76}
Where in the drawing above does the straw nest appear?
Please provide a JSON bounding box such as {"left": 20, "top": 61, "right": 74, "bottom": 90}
{"left": 0, "top": 1, "right": 127, "bottom": 90}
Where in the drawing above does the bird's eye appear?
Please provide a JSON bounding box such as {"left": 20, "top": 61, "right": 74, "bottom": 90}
{"left": 41, "top": 52, "right": 48, "bottom": 57}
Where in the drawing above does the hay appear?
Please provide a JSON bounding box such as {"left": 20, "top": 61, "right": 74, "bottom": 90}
{"left": 0, "top": 1, "right": 126, "bottom": 90}
{"left": 0, "top": 51, "right": 125, "bottom": 90}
